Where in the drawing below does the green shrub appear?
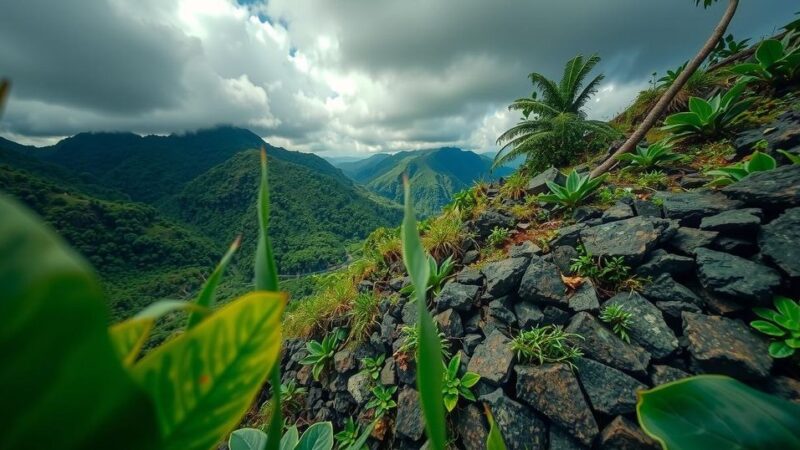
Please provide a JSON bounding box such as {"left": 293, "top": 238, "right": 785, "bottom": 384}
{"left": 570, "top": 245, "right": 633, "bottom": 291}
{"left": 510, "top": 325, "right": 584, "bottom": 367}
{"left": 617, "top": 140, "right": 682, "bottom": 170}
{"left": 229, "top": 422, "right": 334, "bottom": 450}
{"left": 499, "top": 171, "right": 530, "bottom": 200}
{"left": 402, "top": 254, "right": 455, "bottom": 298}
{"left": 731, "top": 35, "right": 800, "bottom": 85}
{"left": 750, "top": 296, "right": 800, "bottom": 358}
{"left": 361, "top": 354, "right": 386, "bottom": 382}
{"left": 662, "top": 82, "right": 753, "bottom": 140}
{"left": 334, "top": 418, "right": 373, "bottom": 450}
{"left": 396, "top": 324, "right": 451, "bottom": 358}
{"left": 600, "top": 304, "right": 634, "bottom": 343}
{"left": 487, "top": 226, "right": 511, "bottom": 248}
{"left": 300, "top": 328, "right": 346, "bottom": 381}
{"left": 365, "top": 385, "right": 397, "bottom": 418}
{"left": 706, "top": 150, "right": 776, "bottom": 186}
{"left": 637, "top": 170, "right": 669, "bottom": 189}
{"left": 710, "top": 33, "right": 751, "bottom": 64}
{"left": 441, "top": 353, "right": 480, "bottom": 412}
{"left": 538, "top": 169, "right": 607, "bottom": 208}
{"left": 349, "top": 292, "right": 380, "bottom": 343}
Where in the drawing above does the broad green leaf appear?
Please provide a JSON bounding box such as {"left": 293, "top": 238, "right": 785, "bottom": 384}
{"left": 745, "top": 151, "right": 776, "bottom": 173}
{"left": 447, "top": 353, "right": 460, "bottom": 379}
{"left": 769, "top": 341, "right": 795, "bottom": 358}
{"left": 664, "top": 112, "right": 702, "bottom": 127}
{"left": 756, "top": 39, "right": 784, "bottom": 68}
{"left": 774, "top": 296, "right": 800, "bottom": 324}
{"left": 689, "top": 97, "right": 713, "bottom": 121}
{"left": 187, "top": 236, "right": 240, "bottom": 329}
{"left": 729, "top": 63, "right": 761, "bottom": 76}
{"left": 0, "top": 195, "right": 159, "bottom": 450}
{"left": 280, "top": 426, "right": 299, "bottom": 450}
{"left": 721, "top": 82, "right": 748, "bottom": 109}
{"left": 461, "top": 372, "right": 480, "bottom": 388}
{"left": 296, "top": 422, "right": 334, "bottom": 450}
{"left": 401, "top": 175, "right": 447, "bottom": 450}
{"left": 485, "top": 406, "right": 508, "bottom": 450}
{"left": 753, "top": 307, "right": 781, "bottom": 322}
{"left": 229, "top": 428, "right": 268, "bottom": 450}
{"left": 787, "top": 338, "right": 800, "bottom": 349}
{"left": 111, "top": 299, "right": 199, "bottom": 366}
{"left": 750, "top": 320, "right": 786, "bottom": 337}
{"left": 132, "top": 290, "right": 286, "bottom": 450}
{"left": 637, "top": 375, "right": 800, "bottom": 450}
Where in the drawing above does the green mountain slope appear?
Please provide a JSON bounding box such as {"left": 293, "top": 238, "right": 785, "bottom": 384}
{"left": 338, "top": 147, "right": 510, "bottom": 216}
{"left": 167, "top": 149, "right": 402, "bottom": 274}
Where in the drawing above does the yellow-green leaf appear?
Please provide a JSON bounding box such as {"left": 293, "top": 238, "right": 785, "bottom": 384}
{"left": 401, "top": 175, "right": 446, "bottom": 450}
{"left": 187, "top": 236, "right": 240, "bottom": 329}
{"left": 0, "top": 195, "right": 159, "bottom": 450}
{"left": 485, "top": 405, "right": 508, "bottom": 450}
{"left": 132, "top": 291, "right": 287, "bottom": 450}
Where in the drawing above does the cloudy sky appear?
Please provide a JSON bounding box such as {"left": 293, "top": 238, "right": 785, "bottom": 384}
{"left": 0, "top": 0, "right": 795, "bottom": 155}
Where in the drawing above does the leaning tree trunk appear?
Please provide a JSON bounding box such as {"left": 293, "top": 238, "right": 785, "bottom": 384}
{"left": 591, "top": 0, "right": 740, "bottom": 177}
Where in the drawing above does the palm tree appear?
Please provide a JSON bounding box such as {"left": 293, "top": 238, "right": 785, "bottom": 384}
{"left": 494, "top": 55, "right": 618, "bottom": 172}
{"left": 592, "top": 0, "right": 740, "bottom": 177}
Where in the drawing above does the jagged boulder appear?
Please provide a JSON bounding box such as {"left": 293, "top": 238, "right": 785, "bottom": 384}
{"left": 467, "top": 330, "right": 514, "bottom": 385}
{"left": 473, "top": 210, "right": 515, "bottom": 238}
{"left": 515, "top": 363, "right": 599, "bottom": 446}
{"left": 722, "top": 164, "right": 800, "bottom": 208}
{"left": 641, "top": 274, "right": 702, "bottom": 305}
{"left": 480, "top": 389, "right": 548, "bottom": 450}
{"left": 518, "top": 256, "right": 568, "bottom": 307}
{"left": 598, "top": 416, "right": 660, "bottom": 450}
{"left": 700, "top": 208, "right": 762, "bottom": 234}
{"left": 683, "top": 312, "right": 772, "bottom": 379}
{"left": 435, "top": 282, "right": 478, "bottom": 312}
{"left": 394, "top": 387, "right": 425, "bottom": 441}
{"left": 759, "top": 207, "right": 800, "bottom": 278}
{"left": 695, "top": 248, "right": 781, "bottom": 304}
{"left": 481, "top": 257, "right": 529, "bottom": 297}
{"left": 527, "top": 167, "right": 565, "bottom": 194}
{"left": 566, "top": 312, "right": 650, "bottom": 376}
{"left": 453, "top": 404, "right": 488, "bottom": 450}
{"left": 636, "top": 249, "right": 694, "bottom": 278}
{"left": 574, "top": 357, "right": 647, "bottom": 416}
{"left": 604, "top": 292, "right": 678, "bottom": 359}
{"left": 655, "top": 190, "right": 743, "bottom": 226}
{"left": 667, "top": 227, "right": 718, "bottom": 256}
{"left": 580, "top": 217, "right": 674, "bottom": 264}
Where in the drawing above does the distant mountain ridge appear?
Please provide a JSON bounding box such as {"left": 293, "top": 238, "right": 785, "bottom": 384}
{"left": 336, "top": 147, "right": 511, "bottom": 216}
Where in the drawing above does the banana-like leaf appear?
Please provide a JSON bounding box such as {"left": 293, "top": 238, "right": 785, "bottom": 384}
{"left": 132, "top": 290, "right": 286, "bottom": 450}
{"left": 637, "top": 375, "right": 800, "bottom": 450}
{"left": 229, "top": 428, "right": 268, "bottom": 450}
{"left": 281, "top": 426, "right": 299, "bottom": 450}
{"left": 296, "top": 421, "right": 333, "bottom": 450}
{"left": 401, "top": 175, "right": 447, "bottom": 450}
{"left": 756, "top": 39, "right": 784, "bottom": 67}
{"left": 0, "top": 195, "right": 159, "bottom": 450}
{"left": 689, "top": 97, "right": 713, "bottom": 121}
{"left": 485, "top": 405, "right": 508, "bottom": 450}
{"left": 187, "top": 236, "right": 241, "bottom": 329}
{"left": 111, "top": 299, "right": 201, "bottom": 366}
{"left": 745, "top": 151, "right": 776, "bottom": 173}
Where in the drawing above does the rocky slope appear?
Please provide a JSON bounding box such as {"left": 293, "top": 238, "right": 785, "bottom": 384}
{"left": 273, "top": 164, "right": 800, "bottom": 449}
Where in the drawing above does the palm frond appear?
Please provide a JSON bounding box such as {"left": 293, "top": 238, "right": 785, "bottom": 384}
{"left": 529, "top": 73, "right": 565, "bottom": 111}
{"left": 572, "top": 73, "right": 605, "bottom": 112}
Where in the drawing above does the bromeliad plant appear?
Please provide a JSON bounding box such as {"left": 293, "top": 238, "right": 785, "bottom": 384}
{"left": 441, "top": 353, "right": 480, "bottom": 412}
{"left": 365, "top": 385, "right": 398, "bottom": 419}
{"left": 401, "top": 254, "right": 455, "bottom": 298}
{"left": 538, "top": 169, "right": 607, "bottom": 209}
{"left": 616, "top": 140, "right": 682, "bottom": 170}
{"left": 300, "top": 328, "right": 346, "bottom": 381}
{"left": 334, "top": 418, "right": 374, "bottom": 450}
{"left": 0, "top": 147, "right": 287, "bottom": 450}
{"left": 487, "top": 226, "right": 511, "bottom": 248}
{"left": 731, "top": 34, "right": 800, "bottom": 86}
{"left": 706, "top": 150, "right": 776, "bottom": 186}
{"left": 662, "top": 82, "right": 753, "bottom": 140}
{"left": 600, "top": 304, "right": 634, "bottom": 343}
{"left": 360, "top": 354, "right": 386, "bottom": 382}
{"left": 750, "top": 296, "right": 800, "bottom": 359}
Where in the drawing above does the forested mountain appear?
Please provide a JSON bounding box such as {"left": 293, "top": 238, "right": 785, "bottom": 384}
{"left": 337, "top": 147, "right": 510, "bottom": 216}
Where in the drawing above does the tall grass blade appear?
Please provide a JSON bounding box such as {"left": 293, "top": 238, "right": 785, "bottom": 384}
{"left": 401, "top": 174, "right": 446, "bottom": 450}
{"left": 187, "top": 236, "right": 241, "bottom": 329}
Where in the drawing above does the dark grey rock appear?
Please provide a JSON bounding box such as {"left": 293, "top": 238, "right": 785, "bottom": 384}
{"left": 380, "top": 357, "right": 396, "bottom": 386}
{"left": 667, "top": 226, "right": 719, "bottom": 256}
{"left": 683, "top": 312, "right": 772, "bottom": 379}
{"left": 574, "top": 357, "right": 647, "bottom": 416}
{"left": 434, "top": 308, "right": 463, "bottom": 338}
{"left": 568, "top": 280, "right": 600, "bottom": 312}
{"left": 514, "top": 301, "right": 544, "bottom": 329}
{"left": 527, "top": 167, "right": 565, "bottom": 194}
{"left": 714, "top": 236, "right": 758, "bottom": 256}
{"left": 550, "top": 245, "right": 579, "bottom": 274}
{"left": 695, "top": 248, "right": 781, "bottom": 304}
{"left": 601, "top": 202, "right": 634, "bottom": 223}
{"left": 509, "top": 241, "right": 542, "bottom": 258}
{"left": 649, "top": 364, "right": 690, "bottom": 386}
{"left": 436, "top": 282, "right": 479, "bottom": 312}
{"left": 679, "top": 173, "right": 710, "bottom": 189}
{"left": 598, "top": 416, "right": 660, "bottom": 450}
{"left": 463, "top": 334, "right": 483, "bottom": 356}
{"left": 580, "top": 217, "right": 675, "bottom": 264}
{"left": 518, "top": 256, "right": 568, "bottom": 306}
{"left": 464, "top": 312, "right": 481, "bottom": 334}
{"left": 551, "top": 223, "right": 587, "bottom": 248}
{"left": 480, "top": 389, "right": 548, "bottom": 450}
{"left": 474, "top": 210, "right": 515, "bottom": 238}
{"left": 487, "top": 298, "right": 517, "bottom": 326}
{"left": 397, "top": 359, "right": 416, "bottom": 385}
{"left": 455, "top": 267, "right": 484, "bottom": 285}
{"left": 655, "top": 300, "right": 702, "bottom": 320}
{"left": 733, "top": 110, "right": 800, "bottom": 158}
{"left": 636, "top": 249, "right": 694, "bottom": 278}
{"left": 700, "top": 208, "right": 762, "bottom": 234}
{"left": 389, "top": 276, "right": 409, "bottom": 291}
{"left": 573, "top": 205, "right": 602, "bottom": 223}
{"left": 402, "top": 299, "right": 418, "bottom": 325}
{"left": 515, "top": 364, "right": 599, "bottom": 446}
{"left": 380, "top": 314, "right": 398, "bottom": 342}
{"left": 761, "top": 376, "right": 800, "bottom": 404}
{"left": 633, "top": 198, "right": 662, "bottom": 218}
{"left": 334, "top": 350, "right": 356, "bottom": 374}
{"left": 358, "top": 279, "right": 374, "bottom": 294}
{"left": 550, "top": 425, "right": 589, "bottom": 450}
{"left": 462, "top": 249, "right": 480, "bottom": 265}
{"left": 347, "top": 372, "right": 371, "bottom": 405}
{"left": 641, "top": 274, "right": 702, "bottom": 305}
{"left": 543, "top": 306, "right": 572, "bottom": 325}
{"left": 395, "top": 387, "right": 425, "bottom": 441}
{"left": 453, "top": 404, "right": 488, "bottom": 450}
{"left": 466, "top": 330, "right": 514, "bottom": 385}
{"left": 759, "top": 207, "right": 800, "bottom": 278}
{"left": 655, "top": 190, "right": 743, "bottom": 226}
{"left": 481, "top": 257, "right": 529, "bottom": 298}
{"left": 605, "top": 292, "right": 679, "bottom": 359}
{"left": 566, "top": 312, "right": 651, "bottom": 376}
{"left": 722, "top": 164, "right": 800, "bottom": 208}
